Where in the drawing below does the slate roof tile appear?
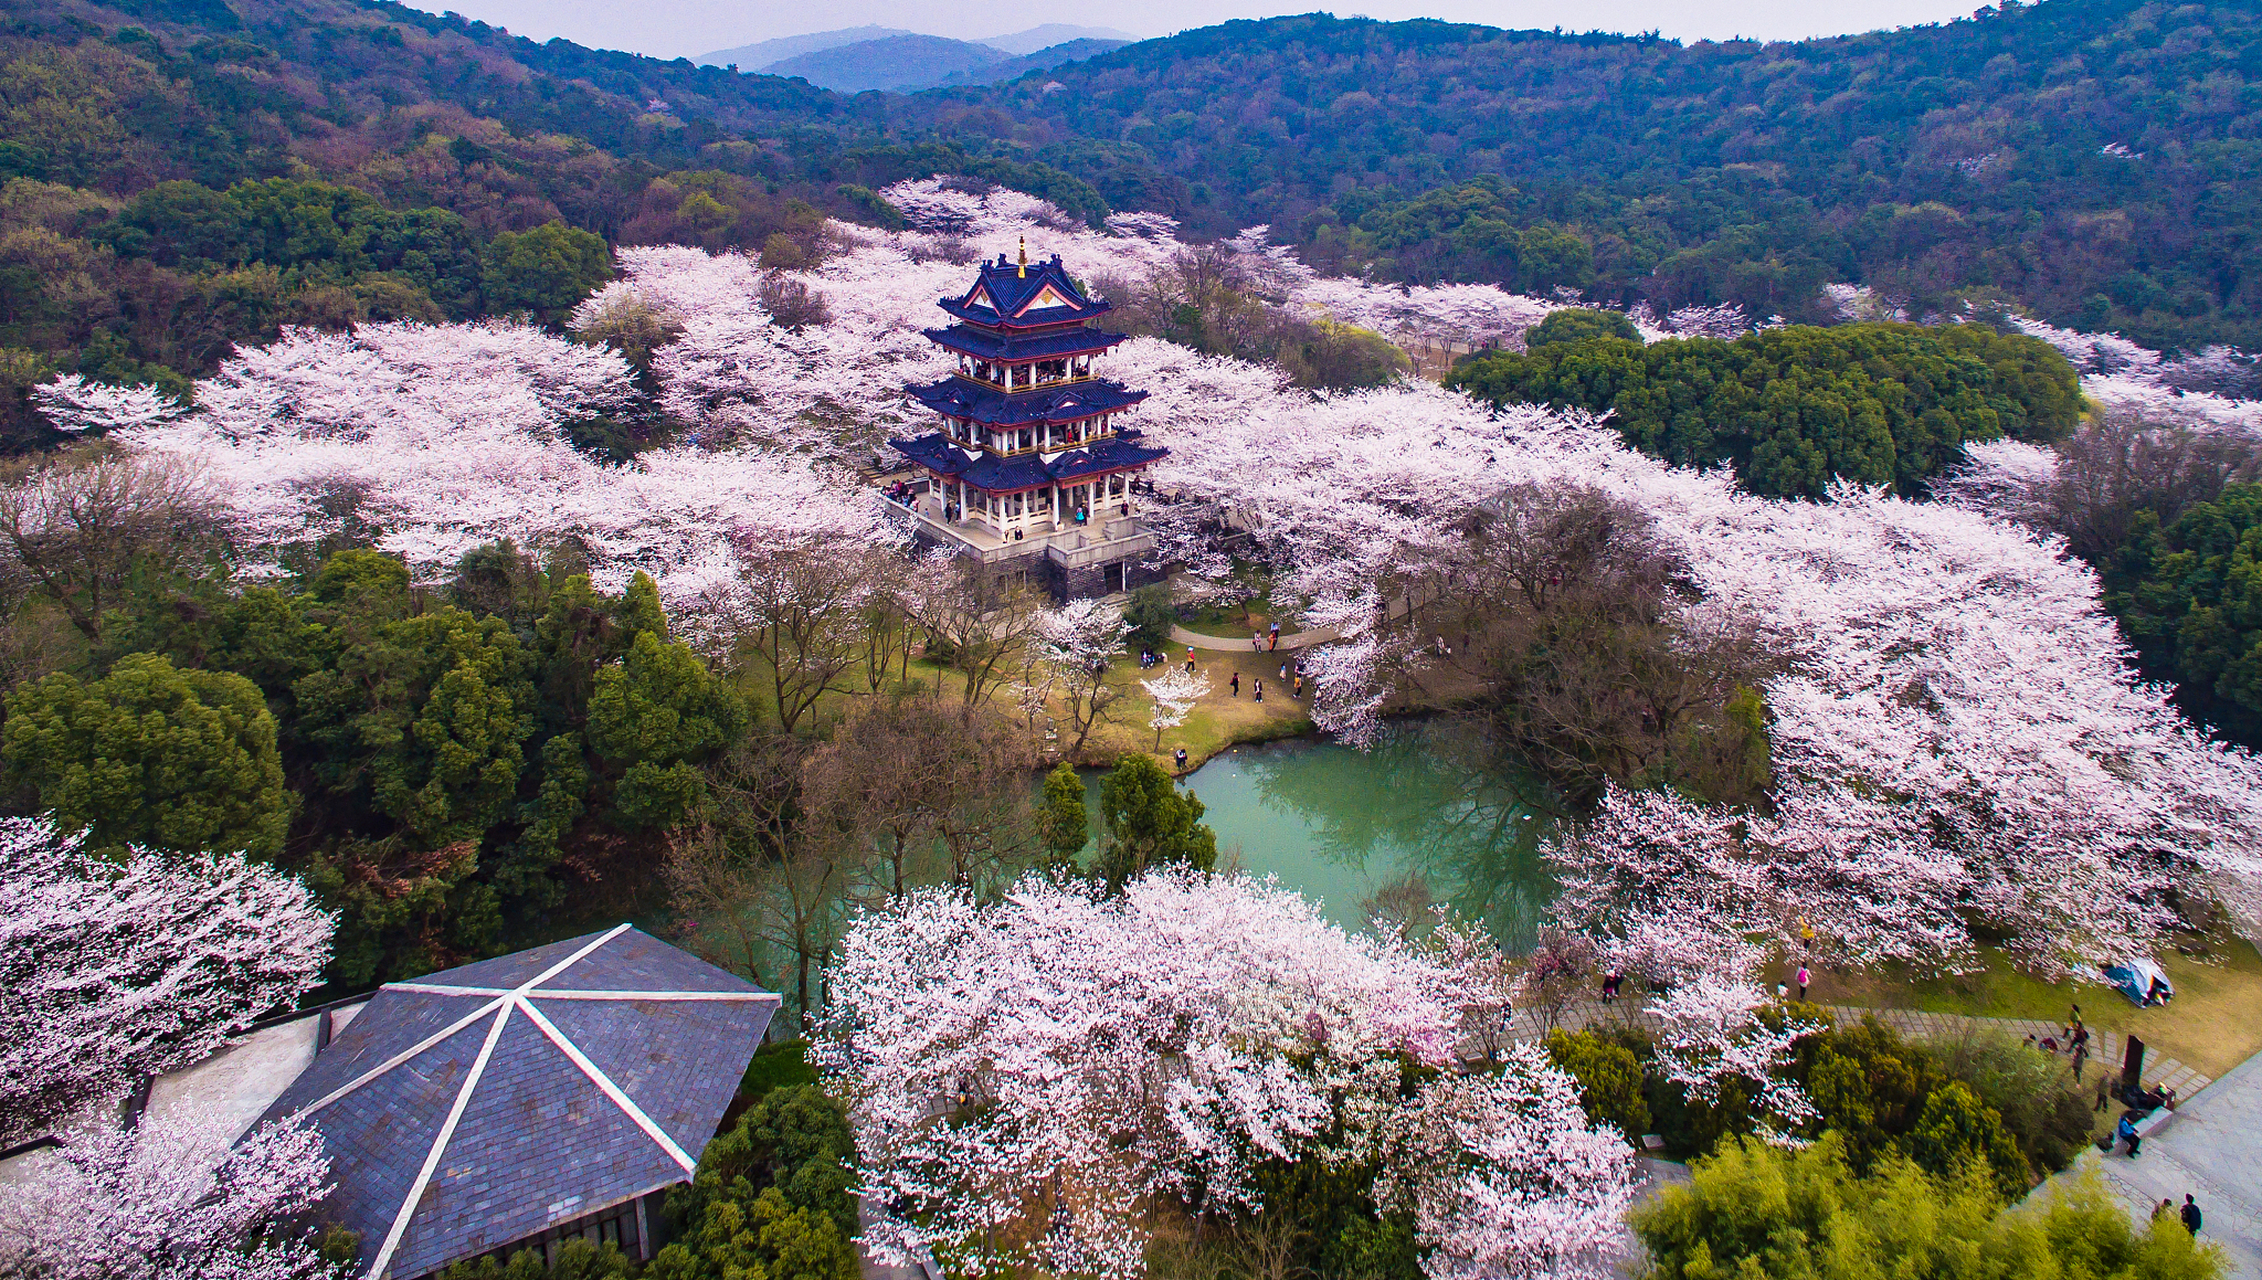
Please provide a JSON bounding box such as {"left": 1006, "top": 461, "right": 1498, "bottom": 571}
{"left": 257, "top": 926, "right": 776, "bottom": 1279}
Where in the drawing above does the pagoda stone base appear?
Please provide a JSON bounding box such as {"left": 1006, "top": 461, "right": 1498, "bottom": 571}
{"left": 1045, "top": 550, "right": 1166, "bottom": 602}
{"left": 901, "top": 508, "right": 1164, "bottom": 602}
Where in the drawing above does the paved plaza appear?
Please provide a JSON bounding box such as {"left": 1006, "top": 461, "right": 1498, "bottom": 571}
{"left": 2053, "top": 1047, "right": 2262, "bottom": 1279}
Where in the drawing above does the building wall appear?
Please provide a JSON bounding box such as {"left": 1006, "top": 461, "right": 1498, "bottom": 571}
{"left": 910, "top": 526, "right": 1163, "bottom": 602}
{"left": 1050, "top": 555, "right": 1166, "bottom": 601}
{"left": 410, "top": 1188, "right": 672, "bottom": 1277}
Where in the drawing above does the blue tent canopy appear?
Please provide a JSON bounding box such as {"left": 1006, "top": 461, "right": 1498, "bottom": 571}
{"left": 2100, "top": 956, "right": 2174, "bottom": 1006}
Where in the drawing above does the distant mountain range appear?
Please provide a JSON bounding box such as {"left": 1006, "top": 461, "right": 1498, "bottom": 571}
{"left": 697, "top": 25, "right": 917, "bottom": 69}
{"left": 698, "top": 24, "right": 1136, "bottom": 93}
{"left": 0, "top": 0, "right": 2250, "bottom": 353}
{"left": 978, "top": 24, "right": 1135, "bottom": 56}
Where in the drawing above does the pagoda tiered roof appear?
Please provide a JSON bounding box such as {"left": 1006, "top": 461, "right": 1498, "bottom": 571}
{"left": 925, "top": 324, "right": 1127, "bottom": 362}
{"left": 938, "top": 251, "right": 1113, "bottom": 329}
{"left": 890, "top": 429, "right": 1168, "bottom": 494}
{"left": 908, "top": 376, "right": 1148, "bottom": 428}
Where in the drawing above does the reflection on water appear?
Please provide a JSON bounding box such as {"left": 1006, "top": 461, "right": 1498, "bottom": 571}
{"left": 1099, "top": 722, "right": 1565, "bottom": 948}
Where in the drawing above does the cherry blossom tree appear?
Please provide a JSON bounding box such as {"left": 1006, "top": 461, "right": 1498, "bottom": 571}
{"left": 1547, "top": 783, "right": 1977, "bottom": 975}
{"left": 1369, "top": 1046, "right": 1639, "bottom": 1280}
{"left": 1663, "top": 303, "right": 1751, "bottom": 340}
{"left": 1140, "top": 664, "right": 1208, "bottom": 752}
{"left": 1513, "top": 926, "right": 1600, "bottom": 1035}
{"left": 1405, "top": 909, "right": 1519, "bottom": 1062}
{"left": 1300, "top": 630, "right": 1413, "bottom": 750}
{"left": 30, "top": 375, "right": 185, "bottom": 434}
{"left": 2004, "top": 314, "right": 2261, "bottom": 432}
{"left": 1034, "top": 598, "right": 1132, "bottom": 754}
{"left": 0, "top": 1106, "right": 340, "bottom": 1280}
{"left": 0, "top": 817, "right": 334, "bottom": 1148}
{"left": 1820, "top": 283, "right": 1910, "bottom": 324}
{"left": 1931, "top": 438, "right": 2063, "bottom": 525}
{"left": 121, "top": 319, "right": 897, "bottom": 630}
{"left": 814, "top": 868, "right": 1627, "bottom": 1280}
{"left": 1645, "top": 976, "right": 1820, "bottom": 1134}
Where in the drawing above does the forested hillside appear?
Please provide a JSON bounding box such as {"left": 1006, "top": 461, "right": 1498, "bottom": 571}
{"left": 0, "top": 0, "right": 1101, "bottom": 441}
{"left": 2, "top": 0, "right": 2256, "bottom": 408}
{"left": 922, "top": 1, "right": 2262, "bottom": 350}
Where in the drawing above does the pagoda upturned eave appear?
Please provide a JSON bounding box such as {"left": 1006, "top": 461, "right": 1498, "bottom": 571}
{"left": 925, "top": 324, "right": 1128, "bottom": 362}
{"left": 936, "top": 252, "right": 1115, "bottom": 329}
{"left": 908, "top": 377, "right": 1148, "bottom": 428}
{"left": 889, "top": 431, "right": 1168, "bottom": 494}
{"left": 937, "top": 296, "right": 1113, "bottom": 328}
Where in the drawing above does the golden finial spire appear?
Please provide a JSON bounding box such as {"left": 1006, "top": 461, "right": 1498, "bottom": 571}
{"left": 1018, "top": 235, "right": 1027, "bottom": 277}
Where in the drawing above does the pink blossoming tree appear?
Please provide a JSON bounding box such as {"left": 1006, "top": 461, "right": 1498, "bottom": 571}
{"left": 815, "top": 868, "right": 1634, "bottom": 1280}
{"left": 0, "top": 817, "right": 334, "bottom": 1149}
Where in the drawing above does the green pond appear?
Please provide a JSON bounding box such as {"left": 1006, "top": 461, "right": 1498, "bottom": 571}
{"left": 1085, "top": 723, "right": 1566, "bottom": 946}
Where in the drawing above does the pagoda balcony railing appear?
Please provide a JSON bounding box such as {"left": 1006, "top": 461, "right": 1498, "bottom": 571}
{"left": 887, "top": 492, "right": 1152, "bottom": 566}
{"left": 956, "top": 371, "right": 1097, "bottom": 392}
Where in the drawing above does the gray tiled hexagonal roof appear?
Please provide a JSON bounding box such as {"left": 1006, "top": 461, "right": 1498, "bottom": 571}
{"left": 259, "top": 926, "right": 779, "bottom": 1280}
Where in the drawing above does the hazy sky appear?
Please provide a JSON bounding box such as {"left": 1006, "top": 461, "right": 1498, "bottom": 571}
{"left": 399, "top": 0, "right": 1990, "bottom": 61}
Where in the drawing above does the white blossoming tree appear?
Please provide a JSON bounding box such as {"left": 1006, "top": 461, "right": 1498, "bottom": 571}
{"left": 31, "top": 374, "right": 186, "bottom": 434}
{"left": 1374, "top": 1048, "right": 1640, "bottom": 1280}
{"left": 1140, "top": 663, "right": 1209, "bottom": 752}
{"left": 816, "top": 869, "right": 1634, "bottom": 1280}
{"left": 0, "top": 817, "right": 334, "bottom": 1148}
{"left": 1034, "top": 598, "right": 1133, "bottom": 754}
{"left": 0, "top": 1106, "right": 340, "bottom": 1280}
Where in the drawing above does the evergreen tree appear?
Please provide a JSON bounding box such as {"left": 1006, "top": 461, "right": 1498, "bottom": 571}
{"left": 2, "top": 653, "right": 290, "bottom": 861}
{"left": 1632, "top": 1134, "right": 2222, "bottom": 1280}
{"left": 1036, "top": 761, "right": 1089, "bottom": 870}
{"left": 1448, "top": 323, "right": 2080, "bottom": 498}
{"left": 1093, "top": 754, "right": 1217, "bottom": 893}
{"left": 651, "top": 1085, "right": 860, "bottom": 1280}
{"left": 1906, "top": 1081, "right": 2032, "bottom": 1201}
{"left": 1525, "top": 307, "right": 1640, "bottom": 348}
{"left": 480, "top": 221, "right": 612, "bottom": 319}
{"left": 586, "top": 630, "right": 748, "bottom": 831}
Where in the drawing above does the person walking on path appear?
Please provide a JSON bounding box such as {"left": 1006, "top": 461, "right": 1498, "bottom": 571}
{"left": 1795, "top": 965, "right": 1811, "bottom": 1000}
{"left": 2154, "top": 1199, "right": 2177, "bottom": 1222}
{"left": 1230, "top": 671, "right": 1240, "bottom": 697}
{"left": 2182, "top": 1194, "right": 2202, "bottom": 1235}
{"left": 1253, "top": 678, "right": 1263, "bottom": 703}
{"left": 2072, "top": 1038, "right": 2088, "bottom": 1081}
{"left": 1251, "top": 632, "right": 1263, "bottom": 653}
{"left": 1269, "top": 620, "right": 1280, "bottom": 650}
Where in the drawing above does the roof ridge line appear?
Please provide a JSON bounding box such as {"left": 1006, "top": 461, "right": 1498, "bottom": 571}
{"left": 299, "top": 924, "right": 633, "bottom": 1117}
{"left": 364, "top": 1003, "right": 513, "bottom": 1280}
{"left": 522, "top": 989, "right": 782, "bottom": 1001}
{"left": 516, "top": 996, "right": 698, "bottom": 1175}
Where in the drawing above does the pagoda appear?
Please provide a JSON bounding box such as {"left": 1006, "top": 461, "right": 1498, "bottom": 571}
{"left": 886, "top": 239, "right": 1168, "bottom": 599}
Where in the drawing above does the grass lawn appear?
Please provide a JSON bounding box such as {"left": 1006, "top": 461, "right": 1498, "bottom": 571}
{"left": 1802, "top": 940, "right": 2262, "bottom": 1079}
{"left": 1172, "top": 596, "right": 1286, "bottom": 641}
{"left": 1081, "top": 645, "right": 1315, "bottom": 768}
{"left": 724, "top": 634, "right": 1317, "bottom": 775}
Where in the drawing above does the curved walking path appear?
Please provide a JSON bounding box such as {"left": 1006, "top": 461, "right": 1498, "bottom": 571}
{"left": 1164, "top": 577, "right": 1442, "bottom": 653}
{"left": 1168, "top": 623, "right": 1339, "bottom": 652}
